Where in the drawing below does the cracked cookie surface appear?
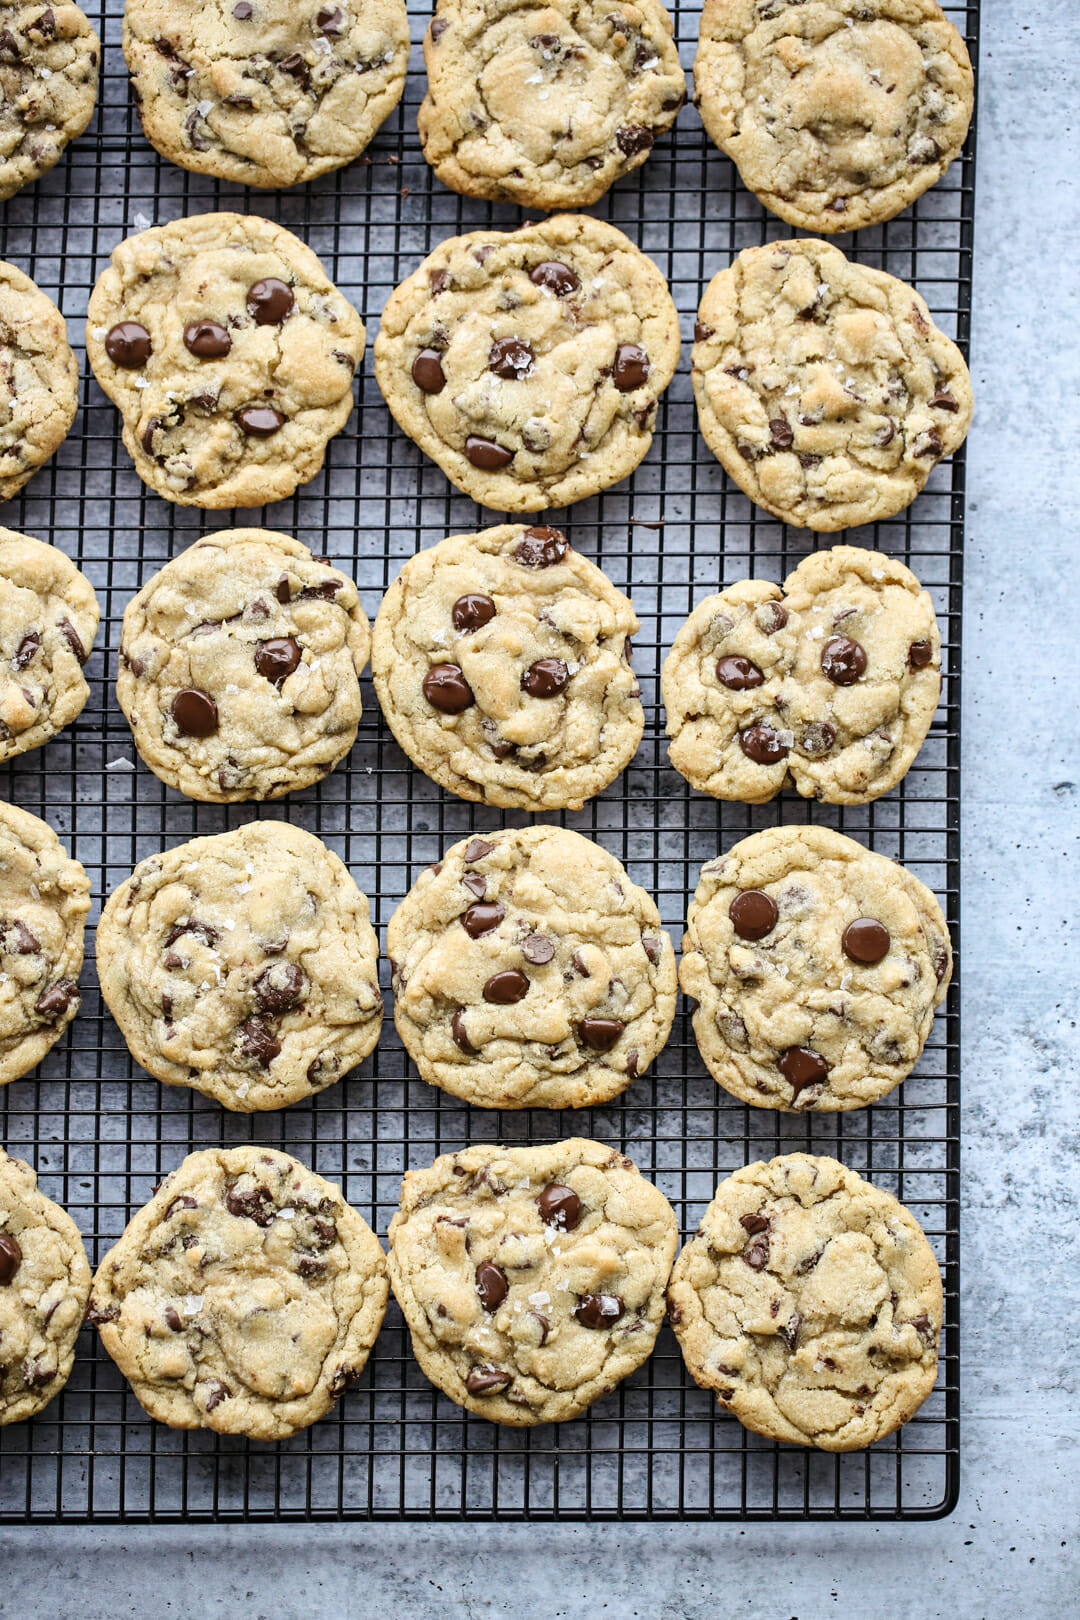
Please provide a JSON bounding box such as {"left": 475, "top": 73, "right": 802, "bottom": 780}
{"left": 0, "top": 262, "right": 79, "bottom": 500}
{"left": 692, "top": 238, "right": 972, "bottom": 530}
{"left": 374, "top": 214, "right": 681, "bottom": 512}
{"left": 96, "top": 821, "right": 383, "bottom": 1112}
{"left": 117, "top": 529, "right": 371, "bottom": 802}
{"left": 662, "top": 546, "right": 941, "bottom": 804}
{"left": 89, "top": 1146, "right": 388, "bottom": 1439}
{"left": 0, "top": 800, "right": 90, "bottom": 1086}
{"left": 124, "top": 0, "right": 408, "bottom": 188}
{"left": 86, "top": 212, "right": 365, "bottom": 508}
{"left": 387, "top": 826, "right": 677, "bottom": 1109}
{"left": 694, "top": 0, "right": 973, "bottom": 234}
{"left": 0, "top": 0, "right": 99, "bottom": 201}
{"left": 0, "top": 1146, "right": 91, "bottom": 1423}
{"left": 388, "top": 1138, "right": 677, "bottom": 1425}
{"left": 418, "top": 0, "right": 685, "bottom": 210}
{"left": 0, "top": 528, "right": 99, "bottom": 763}
{"left": 372, "top": 524, "right": 643, "bottom": 810}
{"left": 680, "top": 826, "right": 951, "bottom": 1112}
{"left": 668, "top": 1153, "right": 942, "bottom": 1449}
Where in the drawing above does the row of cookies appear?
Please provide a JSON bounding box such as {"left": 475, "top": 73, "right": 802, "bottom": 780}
{"left": 1, "top": 1138, "right": 944, "bottom": 1455}
{"left": 0, "top": 812, "right": 951, "bottom": 1118}
{"left": 1, "top": 521, "right": 945, "bottom": 810}
{"left": 1, "top": 211, "right": 972, "bottom": 528}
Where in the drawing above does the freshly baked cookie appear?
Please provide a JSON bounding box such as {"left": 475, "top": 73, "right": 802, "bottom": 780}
{"left": 418, "top": 0, "right": 685, "bottom": 210}
{"left": 0, "top": 801, "right": 90, "bottom": 1086}
{"left": 86, "top": 212, "right": 365, "bottom": 508}
{"left": 0, "top": 528, "right": 99, "bottom": 763}
{"left": 662, "top": 546, "right": 941, "bottom": 804}
{"left": 124, "top": 0, "right": 409, "bottom": 189}
{"left": 668, "top": 1154, "right": 942, "bottom": 1450}
{"left": 692, "top": 239, "right": 972, "bottom": 530}
{"left": 0, "top": 262, "right": 79, "bottom": 500}
{"left": 116, "top": 530, "right": 370, "bottom": 802}
{"left": 96, "top": 821, "right": 383, "bottom": 1112}
{"left": 680, "top": 826, "right": 951, "bottom": 1112}
{"left": 0, "top": 1147, "right": 91, "bottom": 1424}
{"left": 694, "top": 0, "right": 973, "bottom": 234}
{"left": 0, "top": 0, "right": 100, "bottom": 201}
{"left": 88, "top": 1146, "right": 388, "bottom": 1439}
{"left": 372, "top": 524, "right": 642, "bottom": 810}
{"left": 387, "top": 826, "right": 676, "bottom": 1109}
{"left": 374, "top": 215, "right": 681, "bottom": 512}
{"left": 388, "top": 1138, "right": 677, "bottom": 1425}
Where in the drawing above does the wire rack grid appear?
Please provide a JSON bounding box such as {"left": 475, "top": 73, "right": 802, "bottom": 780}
{"left": 0, "top": 0, "right": 976, "bottom": 1521}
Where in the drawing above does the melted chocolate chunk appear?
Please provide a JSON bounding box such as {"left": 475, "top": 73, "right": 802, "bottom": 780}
{"left": 59, "top": 617, "right": 87, "bottom": 663}
{"left": 34, "top": 979, "right": 79, "bottom": 1018}
{"left": 254, "top": 636, "right": 301, "bottom": 684}
{"left": 521, "top": 933, "right": 554, "bottom": 964}
{"left": 13, "top": 630, "right": 39, "bottom": 670}
{"left": 411, "top": 348, "right": 445, "bottom": 393}
{"left": 254, "top": 961, "right": 305, "bottom": 1014}
{"left": 465, "top": 435, "right": 513, "bottom": 470}
{"left": 483, "top": 968, "right": 529, "bottom": 1004}
{"left": 238, "top": 1018, "right": 281, "bottom": 1067}
{"left": 422, "top": 663, "right": 474, "bottom": 713}
{"left": 777, "top": 1046, "right": 829, "bottom": 1098}
{"left": 742, "top": 1233, "right": 770, "bottom": 1269}
{"left": 236, "top": 404, "right": 285, "bottom": 436}
{"left": 451, "top": 1008, "right": 476, "bottom": 1054}
{"left": 521, "top": 657, "right": 568, "bottom": 697}
{"left": 821, "top": 635, "right": 867, "bottom": 685}
{"left": 0, "top": 1232, "right": 22, "bottom": 1284}
{"left": 475, "top": 1260, "right": 508, "bottom": 1311}
{"left": 574, "top": 1292, "right": 624, "bottom": 1329}
{"left": 463, "top": 838, "right": 493, "bottom": 862}
{"left": 729, "top": 890, "right": 778, "bottom": 941}
{"left": 579, "top": 1015, "right": 624, "bottom": 1052}
{"left": 537, "top": 1184, "right": 581, "bottom": 1230}
{"left": 105, "top": 322, "right": 151, "bottom": 368}
{"left": 225, "top": 1184, "right": 275, "bottom": 1225}
{"left": 841, "top": 918, "right": 891, "bottom": 965}
{"left": 612, "top": 342, "right": 649, "bottom": 391}
{"left": 316, "top": 4, "right": 343, "bottom": 32}
{"left": 461, "top": 901, "right": 505, "bottom": 938}
{"left": 451, "top": 593, "right": 495, "bottom": 632}
{"left": 739, "top": 722, "right": 788, "bottom": 765}
{"left": 170, "top": 688, "right": 218, "bottom": 736}
{"left": 739, "top": 1212, "right": 769, "bottom": 1235}
{"left": 716, "top": 654, "right": 764, "bottom": 690}
{"left": 615, "top": 125, "right": 653, "bottom": 156}
{"left": 247, "top": 277, "right": 294, "bottom": 325}
{"left": 757, "top": 601, "right": 788, "bottom": 635}
{"left": 514, "top": 526, "right": 566, "bottom": 568}
{"left": 530, "top": 261, "right": 579, "bottom": 296}
{"left": 908, "top": 638, "right": 933, "bottom": 669}
{"left": 465, "top": 1364, "right": 512, "bottom": 1394}
{"left": 769, "top": 417, "right": 794, "bottom": 449}
{"left": 184, "top": 320, "right": 231, "bottom": 358}
{"left": 489, "top": 337, "right": 534, "bottom": 379}
{"left": 800, "top": 720, "right": 836, "bottom": 756}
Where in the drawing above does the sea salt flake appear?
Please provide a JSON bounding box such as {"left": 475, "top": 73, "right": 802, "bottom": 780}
{"left": 528, "top": 1290, "right": 551, "bottom": 1308}
{"left": 132, "top": 210, "right": 152, "bottom": 230}
{"left": 105, "top": 757, "right": 135, "bottom": 772}
{"left": 183, "top": 1294, "right": 203, "bottom": 1316}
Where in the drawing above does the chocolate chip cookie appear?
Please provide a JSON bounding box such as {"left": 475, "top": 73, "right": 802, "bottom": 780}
{"left": 418, "top": 0, "right": 686, "bottom": 210}
{"left": 692, "top": 239, "right": 972, "bottom": 530}
{"left": 388, "top": 1138, "right": 677, "bottom": 1425}
{"left": 0, "top": 0, "right": 100, "bottom": 201}
{"left": 681, "top": 826, "right": 951, "bottom": 1112}
{"left": 372, "top": 524, "right": 643, "bottom": 810}
{"left": 88, "top": 1146, "right": 388, "bottom": 1439}
{"left": 86, "top": 212, "right": 365, "bottom": 508}
{"left": 124, "top": 0, "right": 409, "bottom": 189}
{"left": 0, "top": 260, "right": 80, "bottom": 502}
{"left": 0, "top": 528, "right": 99, "bottom": 763}
{"left": 116, "top": 529, "right": 370, "bottom": 802}
{"left": 662, "top": 546, "right": 941, "bottom": 804}
{"left": 695, "top": 0, "right": 973, "bottom": 234}
{"left": 668, "top": 1153, "right": 942, "bottom": 1450}
{"left": 374, "top": 215, "right": 681, "bottom": 512}
{"left": 0, "top": 1146, "right": 91, "bottom": 1424}
{"left": 387, "top": 826, "right": 676, "bottom": 1109}
{"left": 0, "top": 801, "right": 90, "bottom": 1087}
{"left": 96, "top": 821, "right": 383, "bottom": 1112}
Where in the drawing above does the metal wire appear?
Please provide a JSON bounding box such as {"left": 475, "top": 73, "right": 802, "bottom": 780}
{"left": 0, "top": 0, "right": 975, "bottom": 1520}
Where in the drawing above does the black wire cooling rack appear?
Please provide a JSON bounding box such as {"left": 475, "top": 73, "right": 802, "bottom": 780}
{"left": 0, "top": 0, "right": 975, "bottom": 1522}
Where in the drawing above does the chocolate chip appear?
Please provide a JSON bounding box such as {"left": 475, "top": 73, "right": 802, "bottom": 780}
{"left": 13, "top": 630, "right": 39, "bottom": 670}
{"left": 461, "top": 872, "right": 486, "bottom": 899}
{"left": 742, "top": 1234, "right": 770, "bottom": 1269}
{"left": 255, "top": 636, "right": 301, "bottom": 684}
{"left": 571, "top": 950, "right": 590, "bottom": 976}
{"left": 909, "top": 639, "right": 933, "bottom": 669}
{"left": 930, "top": 388, "right": 959, "bottom": 412}
{"left": 800, "top": 720, "right": 836, "bottom": 755}
{"left": 465, "top": 435, "right": 513, "bottom": 469}
{"left": 739, "top": 722, "right": 788, "bottom": 765}
{"left": 842, "top": 918, "right": 891, "bottom": 965}
{"left": 616, "top": 125, "right": 653, "bottom": 156}
{"left": 316, "top": 4, "right": 343, "bottom": 32}
{"left": 451, "top": 1008, "right": 476, "bottom": 1054}
{"left": 254, "top": 961, "right": 305, "bottom": 1013}
{"left": 489, "top": 337, "right": 534, "bottom": 379}
{"left": 463, "top": 838, "right": 493, "bottom": 862}
{"left": 757, "top": 601, "right": 788, "bottom": 635}
{"left": 475, "top": 1261, "right": 508, "bottom": 1311}
{"left": 821, "top": 635, "right": 867, "bottom": 685}
{"left": 6, "top": 919, "right": 40, "bottom": 954}
{"left": 183, "top": 319, "right": 231, "bottom": 358}
{"left": 238, "top": 1018, "right": 281, "bottom": 1067}
{"left": 422, "top": 663, "right": 474, "bottom": 713}
{"left": 297, "top": 578, "right": 342, "bottom": 601}
{"left": 521, "top": 657, "right": 568, "bottom": 697}
{"left": 465, "top": 1364, "right": 512, "bottom": 1394}
{"left": 232, "top": 1, "right": 252, "bottom": 14}
{"left": 59, "top": 617, "right": 87, "bottom": 663}
{"left": 226, "top": 1184, "right": 275, "bottom": 1225}
{"left": 521, "top": 933, "right": 554, "bottom": 964}
{"left": 537, "top": 1184, "right": 581, "bottom": 1230}
{"left": 34, "top": 979, "right": 78, "bottom": 1018}
{"left": 164, "top": 1303, "right": 183, "bottom": 1330}
{"left": 461, "top": 901, "right": 504, "bottom": 938}
{"left": 105, "top": 322, "right": 152, "bottom": 368}
{"left": 0, "top": 1233, "right": 22, "bottom": 1284}
{"left": 579, "top": 1015, "right": 624, "bottom": 1051}
{"left": 171, "top": 687, "right": 218, "bottom": 736}
{"left": 574, "top": 1293, "right": 624, "bottom": 1329}
{"left": 483, "top": 968, "right": 529, "bottom": 1004}
{"left": 530, "top": 261, "right": 579, "bottom": 296}
{"left": 716, "top": 654, "right": 764, "bottom": 690}
{"left": 642, "top": 936, "right": 661, "bottom": 964}
{"left": 452, "top": 593, "right": 495, "bottom": 632}
{"left": 204, "top": 1380, "right": 232, "bottom": 1411}
{"left": 739, "top": 1213, "right": 769, "bottom": 1234}
{"left": 826, "top": 196, "right": 847, "bottom": 213}
{"left": 777, "top": 1046, "right": 829, "bottom": 1097}
{"left": 626, "top": 1048, "right": 639, "bottom": 1077}
{"left": 411, "top": 348, "right": 445, "bottom": 393}
{"left": 729, "top": 890, "right": 778, "bottom": 941}
{"left": 236, "top": 404, "right": 286, "bottom": 436}
{"left": 612, "top": 343, "right": 649, "bottom": 391}
{"left": 779, "top": 1311, "right": 802, "bottom": 1350}
{"left": 141, "top": 417, "right": 162, "bottom": 454}
{"left": 245, "top": 275, "right": 295, "bottom": 328}
{"left": 514, "top": 526, "right": 566, "bottom": 568}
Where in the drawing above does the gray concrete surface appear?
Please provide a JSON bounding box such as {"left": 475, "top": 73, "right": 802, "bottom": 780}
{"left": 3, "top": 2, "right": 1078, "bottom": 1615}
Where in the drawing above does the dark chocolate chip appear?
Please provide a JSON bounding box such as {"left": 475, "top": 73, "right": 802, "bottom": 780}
{"left": 642, "top": 936, "right": 661, "bottom": 963}
{"left": 694, "top": 321, "right": 714, "bottom": 343}
{"left": 184, "top": 319, "right": 231, "bottom": 358}
{"left": 105, "top": 322, "right": 152, "bottom": 368}
{"left": 716, "top": 654, "right": 764, "bottom": 690}
{"left": 171, "top": 687, "right": 218, "bottom": 736}
{"left": 164, "top": 1304, "right": 183, "bottom": 1330}
{"left": 842, "top": 918, "right": 891, "bottom": 965}
{"left": 422, "top": 663, "right": 474, "bottom": 713}
{"left": 908, "top": 638, "right": 933, "bottom": 669}
{"left": 930, "top": 389, "right": 959, "bottom": 412}
{"left": 254, "top": 961, "right": 305, "bottom": 1013}
{"left": 742, "top": 1234, "right": 770, "bottom": 1269}
{"left": 475, "top": 1261, "right": 508, "bottom": 1311}
{"left": 238, "top": 1018, "right": 281, "bottom": 1067}
{"left": 411, "top": 348, "right": 446, "bottom": 393}
{"left": 316, "top": 4, "right": 343, "bottom": 32}
{"left": 514, "top": 526, "right": 566, "bottom": 568}
{"left": 0, "top": 1233, "right": 22, "bottom": 1284}
{"left": 530, "top": 261, "right": 579, "bottom": 296}
{"left": 483, "top": 968, "right": 529, "bottom": 1004}
{"left": 521, "top": 657, "right": 568, "bottom": 698}
{"left": 739, "top": 722, "right": 788, "bottom": 765}
{"left": 465, "top": 1364, "right": 512, "bottom": 1394}
{"left": 521, "top": 933, "right": 554, "bottom": 964}
{"left": 758, "top": 601, "right": 788, "bottom": 635}
{"left": 451, "top": 1008, "right": 476, "bottom": 1054}
{"left": 465, "top": 435, "right": 513, "bottom": 469}
{"left": 739, "top": 1213, "right": 769, "bottom": 1234}
{"left": 574, "top": 1292, "right": 624, "bottom": 1329}
{"left": 247, "top": 276, "right": 295, "bottom": 324}
{"left": 537, "top": 1184, "right": 581, "bottom": 1230}
{"left": 821, "top": 634, "right": 867, "bottom": 685}
{"left": 615, "top": 124, "right": 654, "bottom": 156}
{"left": 769, "top": 417, "right": 794, "bottom": 449}
{"left": 226, "top": 1184, "right": 275, "bottom": 1225}
{"left": 255, "top": 636, "right": 301, "bottom": 684}
{"left": 729, "top": 890, "right": 778, "bottom": 941}
{"left": 13, "top": 630, "right": 39, "bottom": 670}
{"left": 777, "top": 1046, "right": 829, "bottom": 1097}
{"left": 59, "top": 617, "right": 87, "bottom": 663}
{"left": 203, "top": 1380, "right": 232, "bottom": 1411}
{"left": 452, "top": 593, "right": 495, "bottom": 632}
{"left": 612, "top": 342, "right": 649, "bottom": 391}
{"left": 800, "top": 720, "right": 836, "bottom": 755}
{"left": 236, "top": 404, "right": 285, "bottom": 436}
{"left": 463, "top": 838, "right": 493, "bottom": 862}
{"left": 6, "top": 919, "right": 40, "bottom": 954}
{"left": 579, "top": 1015, "right": 624, "bottom": 1052}
{"left": 233, "top": 2, "right": 252, "bottom": 16}
{"left": 489, "top": 337, "right": 534, "bottom": 379}
{"left": 461, "top": 901, "right": 505, "bottom": 938}
{"left": 461, "top": 872, "right": 486, "bottom": 899}
{"left": 34, "top": 979, "right": 79, "bottom": 1018}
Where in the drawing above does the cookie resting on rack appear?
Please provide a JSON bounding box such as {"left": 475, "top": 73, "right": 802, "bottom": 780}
{"left": 0, "top": 528, "right": 99, "bottom": 763}
{"left": 88, "top": 1147, "right": 388, "bottom": 1440}
{"left": 116, "top": 529, "right": 370, "bottom": 802}
{"left": 668, "top": 1154, "right": 943, "bottom": 1450}
{"left": 387, "top": 826, "right": 677, "bottom": 1109}
{"left": 418, "top": 0, "right": 686, "bottom": 210}
{"left": 661, "top": 546, "right": 941, "bottom": 804}
{"left": 124, "top": 0, "right": 409, "bottom": 189}
{"left": 86, "top": 212, "right": 365, "bottom": 508}
{"left": 694, "top": 0, "right": 973, "bottom": 234}
{"left": 0, "top": 0, "right": 99, "bottom": 201}
{"left": 374, "top": 214, "right": 681, "bottom": 511}
{"left": 680, "top": 826, "right": 951, "bottom": 1112}
{"left": 691, "top": 238, "right": 972, "bottom": 530}
{"left": 96, "top": 822, "right": 383, "bottom": 1112}
{"left": 372, "top": 523, "right": 643, "bottom": 810}
{"left": 0, "top": 262, "right": 80, "bottom": 501}
{"left": 388, "top": 1138, "right": 678, "bottom": 1425}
